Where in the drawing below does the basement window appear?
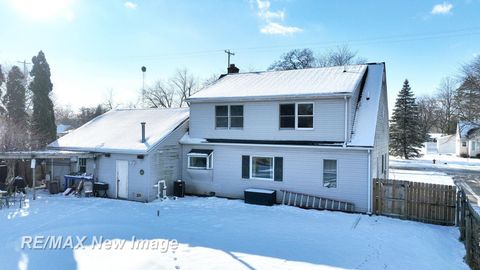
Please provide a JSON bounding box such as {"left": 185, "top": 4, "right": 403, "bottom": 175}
{"left": 188, "top": 149, "right": 213, "bottom": 170}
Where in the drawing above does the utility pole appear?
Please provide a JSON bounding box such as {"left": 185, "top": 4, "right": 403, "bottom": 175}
{"left": 17, "top": 60, "right": 32, "bottom": 87}
{"left": 224, "top": 50, "right": 235, "bottom": 67}
{"left": 141, "top": 66, "right": 147, "bottom": 103}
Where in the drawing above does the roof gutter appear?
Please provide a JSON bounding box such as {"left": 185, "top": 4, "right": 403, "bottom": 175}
{"left": 187, "top": 92, "right": 352, "bottom": 103}
{"left": 181, "top": 140, "right": 373, "bottom": 151}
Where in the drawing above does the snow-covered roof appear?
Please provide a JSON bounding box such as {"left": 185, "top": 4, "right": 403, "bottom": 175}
{"left": 348, "top": 63, "right": 385, "bottom": 147}
{"left": 458, "top": 121, "right": 480, "bottom": 139}
{"left": 49, "top": 108, "right": 189, "bottom": 154}
{"left": 188, "top": 65, "right": 368, "bottom": 102}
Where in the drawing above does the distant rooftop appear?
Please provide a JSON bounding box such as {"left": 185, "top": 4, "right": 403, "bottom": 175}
{"left": 188, "top": 64, "right": 368, "bottom": 102}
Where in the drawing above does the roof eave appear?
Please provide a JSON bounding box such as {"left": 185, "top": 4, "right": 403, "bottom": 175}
{"left": 187, "top": 92, "right": 353, "bottom": 103}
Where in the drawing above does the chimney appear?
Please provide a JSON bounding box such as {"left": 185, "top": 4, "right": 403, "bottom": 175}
{"left": 227, "top": 64, "right": 239, "bottom": 74}
{"left": 141, "top": 122, "right": 146, "bottom": 143}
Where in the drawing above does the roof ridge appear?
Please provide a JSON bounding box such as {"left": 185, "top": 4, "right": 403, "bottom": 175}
{"left": 224, "top": 64, "right": 367, "bottom": 76}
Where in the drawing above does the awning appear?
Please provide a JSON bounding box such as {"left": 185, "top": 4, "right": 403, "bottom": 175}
{"left": 188, "top": 149, "right": 213, "bottom": 156}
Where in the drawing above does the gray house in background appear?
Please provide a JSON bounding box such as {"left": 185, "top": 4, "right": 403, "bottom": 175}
{"left": 180, "top": 63, "right": 389, "bottom": 213}
{"left": 456, "top": 121, "right": 480, "bottom": 157}
{"left": 48, "top": 108, "right": 189, "bottom": 202}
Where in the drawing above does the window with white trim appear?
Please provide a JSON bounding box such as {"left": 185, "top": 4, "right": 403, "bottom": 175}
{"left": 251, "top": 156, "right": 274, "bottom": 180}
{"left": 323, "top": 159, "right": 337, "bottom": 188}
{"left": 215, "top": 105, "right": 244, "bottom": 129}
{"left": 187, "top": 149, "right": 213, "bottom": 169}
{"left": 78, "top": 158, "right": 87, "bottom": 173}
{"left": 279, "top": 103, "right": 314, "bottom": 129}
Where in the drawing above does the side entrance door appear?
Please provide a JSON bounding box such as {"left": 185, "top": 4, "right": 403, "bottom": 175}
{"left": 116, "top": 160, "right": 129, "bottom": 199}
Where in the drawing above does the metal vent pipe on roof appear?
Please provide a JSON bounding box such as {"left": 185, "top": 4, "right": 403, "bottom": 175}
{"left": 141, "top": 122, "right": 146, "bottom": 143}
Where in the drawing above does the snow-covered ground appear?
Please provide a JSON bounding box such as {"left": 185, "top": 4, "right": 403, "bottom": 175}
{"left": 0, "top": 192, "right": 468, "bottom": 270}
{"left": 389, "top": 169, "right": 455, "bottom": 185}
{"left": 391, "top": 153, "right": 480, "bottom": 173}
{"left": 390, "top": 153, "right": 480, "bottom": 185}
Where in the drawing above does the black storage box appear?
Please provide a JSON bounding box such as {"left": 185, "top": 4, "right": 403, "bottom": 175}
{"left": 94, "top": 182, "right": 109, "bottom": 197}
{"left": 174, "top": 180, "right": 185, "bottom": 197}
{"left": 244, "top": 189, "right": 276, "bottom": 206}
{"left": 48, "top": 181, "right": 59, "bottom": 194}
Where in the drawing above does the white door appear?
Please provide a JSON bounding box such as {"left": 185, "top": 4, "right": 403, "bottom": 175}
{"left": 116, "top": 160, "right": 129, "bottom": 199}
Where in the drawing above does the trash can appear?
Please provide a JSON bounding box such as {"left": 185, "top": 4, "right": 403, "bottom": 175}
{"left": 48, "top": 181, "right": 59, "bottom": 194}
{"left": 173, "top": 180, "right": 185, "bottom": 197}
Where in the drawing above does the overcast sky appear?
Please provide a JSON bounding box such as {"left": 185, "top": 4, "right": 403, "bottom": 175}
{"left": 0, "top": 0, "right": 479, "bottom": 111}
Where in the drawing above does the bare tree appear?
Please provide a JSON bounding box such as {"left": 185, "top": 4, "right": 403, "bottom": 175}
{"left": 317, "top": 45, "right": 367, "bottom": 67}
{"left": 436, "top": 77, "right": 457, "bottom": 134}
{"left": 103, "top": 89, "right": 117, "bottom": 110}
{"left": 417, "top": 95, "right": 440, "bottom": 140}
{"left": 202, "top": 73, "right": 220, "bottom": 88}
{"left": 268, "top": 48, "right": 316, "bottom": 70}
{"left": 269, "top": 46, "right": 366, "bottom": 71}
{"left": 170, "top": 69, "right": 199, "bottom": 107}
{"left": 143, "top": 80, "right": 175, "bottom": 108}
{"left": 455, "top": 55, "right": 480, "bottom": 122}
{"left": 142, "top": 68, "right": 199, "bottom": 108}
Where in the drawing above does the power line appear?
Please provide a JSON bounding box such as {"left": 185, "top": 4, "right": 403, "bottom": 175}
{"left": 119, "top": 26, "right": 480, "bottom": 61}
{"left": 64, "top": 26, "right": 480, "bottom": 65}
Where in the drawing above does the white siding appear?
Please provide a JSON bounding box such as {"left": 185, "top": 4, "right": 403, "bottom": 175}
{"left": 181, "top": 144, "right": 370, "bottom": 212}
{"left": 148, "top": 121, "right": 188, "bottom": 201}
{"left": 189, "top": 99, "right": 346, "bottom": 142}
{"left": 95, "top": 153, "right": 149, "bottom": 201}
{"left": 371, "top": 74, "right": 389, "bottom": 180}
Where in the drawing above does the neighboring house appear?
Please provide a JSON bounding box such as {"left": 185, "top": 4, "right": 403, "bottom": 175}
{"left": 437, "top": 134, "right": 456, "bottom": 155}
{"left": 180, "top": 63, "right": 389, "bottom": 213}
{"left": 456, "top": 121, "right": 480, "bottom": 157}
{"left": 56, "top": 124, "right": 73, "bottom": 138}
{"left": 48, "top": 108, "right": 189, "bottom": 201}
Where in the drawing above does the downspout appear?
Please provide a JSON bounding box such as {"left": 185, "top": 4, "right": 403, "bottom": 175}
{"left": 343, "top": 96, "right": 348, "bottom": 147}
{"left": 367, "top": 149, "right": 372, "bottom": 214}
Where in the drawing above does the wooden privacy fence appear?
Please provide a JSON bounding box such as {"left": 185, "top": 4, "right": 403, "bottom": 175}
{"left": 373, "top": 179, "right": 457, "bottom": 225}
{"left": 457, "top": 188, "right": 480, "bottom": 270}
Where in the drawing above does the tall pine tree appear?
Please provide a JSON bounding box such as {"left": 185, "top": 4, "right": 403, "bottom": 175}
{"left": 389, "top": 79, "right": 423, "bottom": 159}
{"left": 3, "top": 66, "right": 28, "bottom": 151}
{"left": 30, "top": 51, "right": 56, "bottom": 149}
{"left": 0, "top": 65, "right": 4, "bottom": 114}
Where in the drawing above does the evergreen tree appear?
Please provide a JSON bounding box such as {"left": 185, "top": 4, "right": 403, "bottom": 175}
{"left": 0, "top": 65, "right": 4, "bottom": 114}
{"left": 0, "top": 64, "right": 4, "bottom": 91}
{"left": 4, "top": 66, "right": 27, "bottom": 123}
{"left": 3, "top": 66, "right": 28, "bottom": 151}
{"left": 389, "top": 79, "right": 424, "bottom": 159}
{"left": 30, "top": 51, "right": 56, "bottom": 149}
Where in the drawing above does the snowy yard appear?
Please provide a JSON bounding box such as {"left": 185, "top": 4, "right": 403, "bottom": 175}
{"left": 0, "top": 192, "right": 468, "bottom": 270}
{"left": 390, "top": 153, "right": 480, "bottom": 185}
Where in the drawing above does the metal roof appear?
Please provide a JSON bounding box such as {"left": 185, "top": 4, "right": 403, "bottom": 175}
{"left": 188, "top": 65, "right": 368, "bottom": 102}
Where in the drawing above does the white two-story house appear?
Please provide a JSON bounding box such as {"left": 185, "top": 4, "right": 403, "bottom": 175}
{"left": 180, "top": 63, "right": 389, "bottom": 213}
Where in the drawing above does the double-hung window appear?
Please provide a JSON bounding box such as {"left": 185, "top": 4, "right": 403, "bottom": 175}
{"left": 188, "top": 149, "right": 213, "bottom": 170}
{"left": 215, "top": 105, "right": 244, "bottom": 129}
{"left": 241, "top": 155, "right": 283, "bottom": 181}
{"left": 251, "top": 156, "right": 274, "bottom": 180}
{"left": 78, "top": 158, "right": 87, "bottom": 173}
{"left": 323, "top": 159, "right": 337, "bottom": 188}
{"left": 279, "top": 103, "right": 314, "bottom": 129}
